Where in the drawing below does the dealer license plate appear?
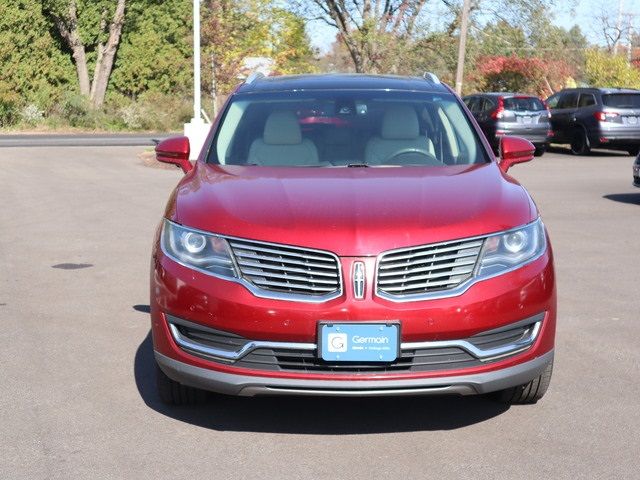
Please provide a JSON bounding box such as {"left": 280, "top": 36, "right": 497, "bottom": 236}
{"left": 319, "top": 322, "right": 400, "bottom": 362}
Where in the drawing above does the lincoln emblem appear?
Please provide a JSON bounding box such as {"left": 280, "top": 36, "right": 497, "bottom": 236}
{"left": 352, "top": 261, "right": 365, "bottom": 299}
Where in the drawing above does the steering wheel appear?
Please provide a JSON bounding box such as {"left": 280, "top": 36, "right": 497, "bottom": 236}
{"left": 385, "top": 148, "right": 441, "bottom": 166}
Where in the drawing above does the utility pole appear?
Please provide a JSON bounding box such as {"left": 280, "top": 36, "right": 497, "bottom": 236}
{"left": 614, "top": 0, "right": 624, "bottom": 55}
{"left": 455, "top": 0, "right": 471, "bottom": 95}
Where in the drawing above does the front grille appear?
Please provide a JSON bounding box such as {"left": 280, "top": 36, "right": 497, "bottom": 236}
{"left": 228, "top": 239, "right": 341, "bottom": 297}
{"left": 376, "top": 237, "right": 484, "bottom": 298}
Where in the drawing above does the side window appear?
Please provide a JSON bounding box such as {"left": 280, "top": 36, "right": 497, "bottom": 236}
{"left": 483, "top": 98, "right": 495, "bottom": 112}
{"left": 465, "top": 97, "right": 479, "bottom": 113}
{"left": 578, "top": 93, "right": 596, "bottom": 108}
{"left": 546, "top": 93, "right": 560, "bottom": 109}
{"left": 557, "top": 92, "right": 578, "bottom": 109}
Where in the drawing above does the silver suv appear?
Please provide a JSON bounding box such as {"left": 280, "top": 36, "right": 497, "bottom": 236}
{"left": 463, "top": 93, "right": 552, "bottom": 157}
{"left": 546, "top": 88, "right": 640, "bottom": 156}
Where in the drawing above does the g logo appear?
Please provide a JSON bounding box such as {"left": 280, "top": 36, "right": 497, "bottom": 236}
{"left": 327, "top": 333, "right": 348, "bottom": 352}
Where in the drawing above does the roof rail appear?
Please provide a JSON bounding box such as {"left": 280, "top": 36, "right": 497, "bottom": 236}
{"left": 423, "top": 72, "right": 440, "bottom": 84}
{"left": 245, "top": 71, "right": 265, "bottom": 84}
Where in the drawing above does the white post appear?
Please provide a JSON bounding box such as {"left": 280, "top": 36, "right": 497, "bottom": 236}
{"left": 193, "top": 0, "right": 201, "bottom": 121}
{"left": 184, "top": 0, "right": 211, "bottom": 160}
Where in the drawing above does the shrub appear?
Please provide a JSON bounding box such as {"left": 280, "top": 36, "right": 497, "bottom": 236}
{"left": 0, "top": 83, "right": 20, "bottom": 127}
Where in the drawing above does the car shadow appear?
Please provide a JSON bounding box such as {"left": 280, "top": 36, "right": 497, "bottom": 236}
{"left": 547, "top": 145, "right": 629, "bottom": 157}
{"left": 134, "top": 328, "right": 510, "bottom": 433}
{"left": 603, "top": 193, "right": 640, "bottom": 205}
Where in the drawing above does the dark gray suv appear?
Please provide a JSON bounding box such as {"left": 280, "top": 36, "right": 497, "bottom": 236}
{"left": 463, "top": 93, "right": 551, "bottom": 156}
{"left": 546, "top": 88, "right": 640, "bottom": 156}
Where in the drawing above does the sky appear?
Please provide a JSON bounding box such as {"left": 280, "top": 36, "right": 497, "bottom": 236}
{"left": 306, "top": 0, "right": 637, "bottom": 54}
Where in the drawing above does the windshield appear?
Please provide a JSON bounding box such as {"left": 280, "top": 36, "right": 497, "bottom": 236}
{"left": 208, "top": 91, "right": 489, "bottom": 167}
{"left": 503, "top": 97, "right": 545, "bottom": 111}
{"left": 602, "top": 93, "right": 640, "bottom": 108}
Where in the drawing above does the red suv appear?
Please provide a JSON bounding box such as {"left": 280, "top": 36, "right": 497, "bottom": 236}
{"left": 151, "top": 73, "right": 556, "bottom": 406}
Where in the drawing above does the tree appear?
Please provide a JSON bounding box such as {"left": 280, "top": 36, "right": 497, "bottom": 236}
{"left": 271, "top": 8, "right": 318, "bottom": 75}
{"left": 110, "top": 0, "right": 192, "bottom": 98}
{"left": 0, "top": 0, "right": 74, "bottom": 113}
{"left": 43, "top": 0, "right": 127, "bottom": 108}
{"left": 295, "top": 0, "right": 428, "bottom": 73}
{"left": 202, "top": 1, "right": 317, "bottom": 97}
{"left": 584, "top": 49, "right": 640, "bottom": 89}
{"left": 593, "top": 7, "right": 633, "bottom": 54}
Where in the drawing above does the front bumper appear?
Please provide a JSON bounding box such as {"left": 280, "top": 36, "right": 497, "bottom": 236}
{"left": 156, "top": 349, "right": 554, "bottom": 397}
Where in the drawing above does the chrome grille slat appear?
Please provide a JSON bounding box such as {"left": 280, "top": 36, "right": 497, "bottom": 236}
{"left": 229, "top": 242, "right": 335, "bottom": 263}
{"left": 380, "top": 240, "right": 483, "bottom": 263}
{"left": 252, "top": 278, "right": 337, "bottom": 292}
{"left": 378, "top": 266, "right": 475, "bottom": 285}
{"left": 229, "top": 239, "right": 342, "bottom": 298}
{"left": 377, "top": 237, "right": 484, "bottom": 298}
{"left": 382, "top": 278, "right": 461, "bottom": 292}
{"left": 235, "top": 252, "right": 337, "bottom": 270}
{"left": 235, "top": 262, "right": 339, "bottom": 278}
{"left": 379, "top": 252, "right": 480, "bottom": 271}
{"left": 379, "top": 257, "right": 477, "bottom": 274}
{"left": 378, "top": 250, "right": 480, "bottom": 274}
{"left": 240, "top": 268, "right": 338, "bottom": 284}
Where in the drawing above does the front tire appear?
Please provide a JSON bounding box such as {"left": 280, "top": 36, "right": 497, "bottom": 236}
{"left": 156, "top": 363, "right": 208, "bottom": 405}
{"left": 491, "top": 360, "right": 553, "bottom": 405}
{"left": 570, "top": 129, "right": 591, "bottom": 155}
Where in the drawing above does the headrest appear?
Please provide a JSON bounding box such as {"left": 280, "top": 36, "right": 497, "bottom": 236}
{"left": 263, "top": 111, "right": 302, "bottom": 145}
{"left": 381, "top": 105, "right": 420, "bottom": 140}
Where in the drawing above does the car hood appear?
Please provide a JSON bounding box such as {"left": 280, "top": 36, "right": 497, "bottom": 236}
{"left": 167, "top": 163, "right": 535, "bottom": 256}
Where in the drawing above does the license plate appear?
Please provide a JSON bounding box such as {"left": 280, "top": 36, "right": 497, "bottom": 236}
{"left": 628, "top": 116, "right": 638, "bottom": 125}
{"left": 522, "top": 116, "right": 532, "bottom": 124}
{"left": 319, "top": 322, "right": 400, "bottom": 362}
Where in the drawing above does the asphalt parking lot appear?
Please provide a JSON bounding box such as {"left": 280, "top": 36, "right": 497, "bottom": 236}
{"left": 1, "top": 146, "right": 638, "bottom": 479}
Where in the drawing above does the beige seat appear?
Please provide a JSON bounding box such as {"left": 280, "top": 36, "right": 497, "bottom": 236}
{"left": 248, "top": 111, "right": 318, "bottom": 166}
{"left": 364, "top": 105, "right": 435, "bottom": 165}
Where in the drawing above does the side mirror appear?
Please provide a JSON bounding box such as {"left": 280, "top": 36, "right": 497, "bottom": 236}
{"left": 499, "top": 136, "right": 535, "bottom": 173}
{"left": 155, "top": 136, "right": 193, "bottom": 174}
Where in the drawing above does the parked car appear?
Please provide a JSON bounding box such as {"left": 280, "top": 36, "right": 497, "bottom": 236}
{"left": 463, "top": 93, "right": 552, "bottom": 156}
{"left": 634, "top": 154, "right": 640, "bottom": 187}
{"left": 546, "top": 87, "right": 640, "bottom": 155}
{"left": 151, "top": 73, "right": 556, "bottom": 406}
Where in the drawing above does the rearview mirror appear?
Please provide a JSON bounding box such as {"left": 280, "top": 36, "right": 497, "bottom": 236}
{"left": 499, "top": 136, "right": 535, "bottom": 173}
{"left": 155, "top": 136, "right": 192, "bottom": 174}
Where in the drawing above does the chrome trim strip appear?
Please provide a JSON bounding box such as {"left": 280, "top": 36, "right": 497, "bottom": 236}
{"left": 161, "top": 219, "right": 343, "bottom": 304}
{"left": 168, "top": 316, "right": 542, "bottom": 364}
{"left": 374, "top": 218, "right": 547, "bottom": 303}
{"left": 168, "top": 323, "right": 316, "bottom": 362}
{"left": 401, "top": 320, "right": 542, "bottom": 362}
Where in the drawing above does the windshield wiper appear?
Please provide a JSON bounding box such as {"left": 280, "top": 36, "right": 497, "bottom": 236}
{"left": 346, "top": 163, "right": 370, "bottom": 168}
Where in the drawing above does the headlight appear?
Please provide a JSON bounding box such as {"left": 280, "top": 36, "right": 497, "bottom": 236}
{"left": 477, "top": 219, "right": 546, "bottom": 278}
{"left": 161, "top": 220, "right": 238, "bottom": 278}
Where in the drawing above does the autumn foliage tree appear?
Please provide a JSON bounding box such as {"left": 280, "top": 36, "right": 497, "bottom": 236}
{"left": 473, "top": 55, "right": 574, "bottom": 96}
{"left": 202, "top": 0, "right": 317, "bottom": 97}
